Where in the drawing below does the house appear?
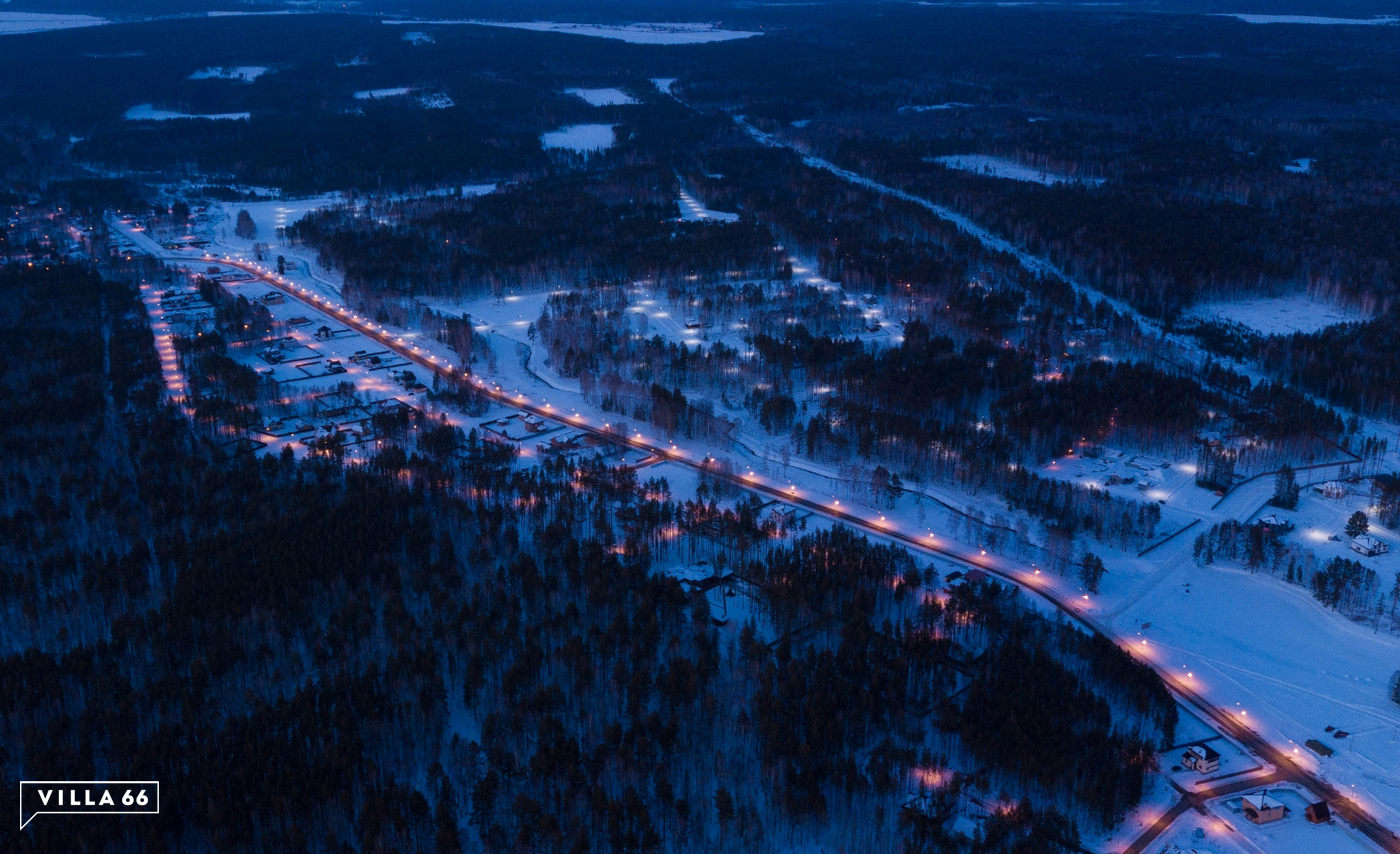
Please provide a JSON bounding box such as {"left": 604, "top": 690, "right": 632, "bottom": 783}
{"left": 1257, "top": 514, "right": 1294, "bottom": 533}
{"left": 315, "top": 325, "right": 333, "bottom": 340}
{"left": 1181, "top": 744, "right": 1220, "bottom": 774}
{"left": 1240, "top": 791, "right": 1287, "bottom": 824}
{"left": 1350, "top": 535, "right": 1389, "bottom": 557}
{"left": 1305, "top": 801, "right": 1332, "bottom": 824}
{"left": 1315, "top": 481, "right": 1348, "bottom": 499}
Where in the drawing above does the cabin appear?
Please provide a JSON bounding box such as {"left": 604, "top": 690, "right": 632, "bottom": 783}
{"left": 315, "top": 325, "right": 333, "bottom": 340}
{"left": 1305, "top": 801, "right": 1332, "bottom": 824}
{"left": 1240, "top": 791, "right": 1287, "bottom": 824}
{"left": 1181, "top": 744, "right": 1220, "bottom": 774}
{"left": 1350, "top": 535, "right": 1389, "bottom": 557}
{"left": 1257, "top": 514, "right": 1294, "bottom": 534}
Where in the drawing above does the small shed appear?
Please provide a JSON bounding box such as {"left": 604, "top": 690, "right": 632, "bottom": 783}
{"left": 1305, "top": 801, "right": 1331, "bottom": 824}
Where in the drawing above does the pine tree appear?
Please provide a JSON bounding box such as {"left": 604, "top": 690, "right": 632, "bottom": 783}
{"left": 1346, "top": 510, "right": 1369, "bottom": 539}
{"left": 1271, "top": 464, "right": 1299, "bottom": 510}
{"left": 234, "top": 209, "right": 257, "bottom": 240}
{"left": 1079, "top": 553, "right": 1106, "bottom": 593}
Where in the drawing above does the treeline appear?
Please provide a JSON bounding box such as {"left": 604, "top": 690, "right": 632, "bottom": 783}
{"left": 289, "top": 170, "right": 783, "bottom": 299}
{"left": 1256, "top": 313, "right": 1400, "bottom": 419}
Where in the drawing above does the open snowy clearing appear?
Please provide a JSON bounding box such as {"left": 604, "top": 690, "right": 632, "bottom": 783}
{"left": 124, "top": 104, "right": 250, "bottom": 121}
{"left": 542, "top": 124, "right": 615, "bottom": 153}
{"left": 1186, "top": 294, "right": 1369, "bottom": 336}
{"left": 1220, "top": 13, "right": 1399, "bottom": 26}
{"left": 354, "top": 87, "right": 415, "bottom": 100}
{"left": 188, "top": 66, "right": 271, "bottom": 82}
{"left": 1284, "top": 158, "right": 1315, "bottom": 174}
{"left": 651, "top": 78, "right": 678, "bottom": 95}
{"left": 1112, "top": 561, "right": 1400, "bottom": 833}
{"left": 930, "top": 154, "right": 1105, "bottom": 187}
{"left": 565, "top": 87, "right": 638, "bottom": 106}
{"left": 382, "top": 19, "right": 763, "bottom": 44}
{"left": 0, "top": 11, "right": 109, "bottom": 35}
{"left": 899, "top": 102, "right": 976, "bottom": 113}
{"left": 677, "top": 187, "right": 739, "bottom": 222}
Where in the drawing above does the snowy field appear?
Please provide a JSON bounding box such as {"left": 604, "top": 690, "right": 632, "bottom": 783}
{"left": 1113, "top": 562, "right": 1400, "bottom": 833}
{"left": 565, "top": 87, "right": 638, "bottom": 106}
{"left": 382, "top": 19, "right": 763, "bottom": 44}
{"left": 930, "top": 154, "right": 1105, "bottom": 187}
{"left": 541, "top": 124, "right": 615, "bottom": 153}
{"left": 1284, "top": 158, "right": 1315, "bottom": 174}
{"left": 1220, "top": 13, "right": 1399, "bottom": 26}
{"left": 124, "top": 104, "right": 250, "bottom": 121}
{"left": 354, "top": 87, "right": 415, "bottom": 100}
{"left": 899, "top": 102, "right": 976, "bottom": 113}
{"left": 1186, "top": 294, "right": 1368, "bottom": 335}
{"left": 651, "top": 78, "right": 677, "bottom": 95}
{"left": 0, "top": 11, "right": 108, "bottom": 35}
{"left": 677, "top": 187, "right": 738, "bottom": 222}
{"left": 401, "top": 31, "right": 434, "bottom": 45}
{"left": 188, "top": 66, "right": 270, "bottom": 82}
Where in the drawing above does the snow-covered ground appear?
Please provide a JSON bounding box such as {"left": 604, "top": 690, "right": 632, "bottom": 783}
{"left": 898, "top": 102, "right": 976, "bottom": 113}
{"left": 1211, "top": 786, "right": 1379, "bottom": 854}
{"left": 1186, "top": 294, "right": 1368, "bottom": 336}
{"left": 0, "top": 11, "right": 108, "bottom": 35}
{"left": 930, "top": 154, "right": 1105, "bottom": 187}
{"left": 1109, "top": 559, "right": 1400, "bottom": 833}
{"left": 382, "top": 19, "right": 763, "bottom": 44}
{"left": 1284, "top": 158, "right": 1315, "bottom": 174}
{"left": 1268, "top": 481, "right": 1400, "bottom": 573}
{"left": 651, "top": 77, "right": 678, "bottom": 95}
{"left": 418, "top": 92, "right": 454, "bottom": 110}
{"left": 124, "top": 104, "right": 251, "bottom": 121}
{"left": 354, "top": 87, "right": 415, "bottom": 100}
{"left": 541, "top": 124, "right": 615, "bottom": 153}
{"left": 677, "top": 187, "right": 739, "bottom": 222}
{"left": 188, "top": 66, "right": 270, "bottom": 82}
{"left": 401, "top": 31, "right": 434, "bottom": 45}
{"left": 120, "top": 161, "right": 1400, "bottom": 847}
{"left": 565, "top": 87, "right": 638, "bottom": 106}
{"left": 1220, "top": 13, "right": 1399, "bottom": 26}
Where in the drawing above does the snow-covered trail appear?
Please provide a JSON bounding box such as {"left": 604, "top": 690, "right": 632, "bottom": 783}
{"left": 737, "top": 117, "right": 1141, "bottom": 320}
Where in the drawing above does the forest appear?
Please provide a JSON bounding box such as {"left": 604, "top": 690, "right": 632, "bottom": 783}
{"left": 0, "top": 260, "right": 1185, "bottom": 851}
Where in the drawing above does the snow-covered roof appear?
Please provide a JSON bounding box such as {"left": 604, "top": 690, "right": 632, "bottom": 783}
{"left": 1242, "top": 791, "right": 1284, "bottom": 810}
